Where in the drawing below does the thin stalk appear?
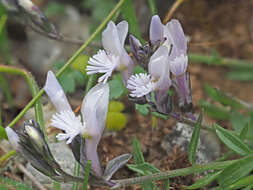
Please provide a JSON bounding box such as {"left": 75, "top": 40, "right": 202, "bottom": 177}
{"left": 0, "top": 73, "right": 13, "bottom": 107}
{"left": 163, "top": 0, "right": 185, "bottom": 24}
{"left": 0, "top": 15, "right": 7, "bottom": 35}
{"left": 0, "top": 66, "right": 46, "bottom": 138}
{"left": 6, "top": 0, "right": 126, "bottom": 128}
{"left": 0, "top": 150, "right": 16, "bottom": 165}
{"left": 82, "top": 160, "right": 91, "bottom": 190}
{"left": 72, "top": 162, "right": 80, "bottom": 190}
{"left": 112, "top": 159, "right": 238, "bottom": 189}
{"left": 147, "top": 0, "right": 157, "bottom": 15}
{"left": 189, "top": 53, "right": 253, "bottom": 69}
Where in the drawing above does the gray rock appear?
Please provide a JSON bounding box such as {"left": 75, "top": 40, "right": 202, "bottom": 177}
{"left": 161, "top": 122, "right": 220, "bottom": 164}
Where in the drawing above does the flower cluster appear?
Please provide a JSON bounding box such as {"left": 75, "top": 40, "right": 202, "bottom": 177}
{"left": 87, "top": 15, "right": 193, "bottom": 116}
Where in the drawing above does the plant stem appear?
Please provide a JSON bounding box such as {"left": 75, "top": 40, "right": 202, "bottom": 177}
{"left": 189, "top": 53, "right": 253, "bottom": 69}
{"left": 0, "top": 66, "right": 46, "bottom": 137}
{"left": 0, "top": 73, "right": 13, "bottom": 107}
{"left": 6, "top": 0, "right": 126, "bottom": 128}
{"left": 0, "top": 15, "right": 7, "bottom": 35}
{"left": 112, "top": 159, "right": 238, "bottom": 189}
{"left": 0, "top": 150, "right": 16, "bottom": 164}
{"left": 72, "top": 162, "right": 80, "bottom": 190}
{"left": 82, "top": 160, "right": 91, "bottom": 190}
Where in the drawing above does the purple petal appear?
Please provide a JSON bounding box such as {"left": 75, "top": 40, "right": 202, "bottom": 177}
{"left": 165, "top": 19, "right": 187, "bottom": 55}
{"left": 150, "top": 15, "right": 164, "bottom": 45}
{"left": 148, "top": 46, "right": 169, "bottom": 78}
{"left": 102, "top": 21, "right": 122, "bottom": 55}
{"left": 116, "top": 21, "right": 128, "bottom": 47}
{"left": 44, "top": 71, "right": 72, "bottom": 112}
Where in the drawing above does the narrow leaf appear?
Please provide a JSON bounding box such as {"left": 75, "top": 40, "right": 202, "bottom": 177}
{"left": 185, "top": 171, "right": 222, "bottom": 189}
{"left": 227, "top": 175, "right": 253, "bottom": 190}
{"left": 147, "top": 0, "right": 157, "bottom": 15}
{"left": 82, "top": 160, "right": 91, "bottom": 190}
{"left": 121, "top": 0, "right": 142, "bottom": 42}
{"left": 218, "top": 155, "right": 253, "bottom": 188}
{"left": 199, "top": 100, "right": 230, "bottom": 120}
{"left": 203, "top": 84, "right": 243, "bottom": 109}
{"left": 240, "top": 123, "right": 249, "bottom": 140}
{"left": 188, "top": 113, "right": 203, "bottom": 165}
{"left": 127, "top": 162, "right": 160, "bottom": 175}
{"left": 214, "top": 124, "right": 253, "bottom": 156}
{"left": 0, "top": 125, "right": 7, "bottom": 140}
{"left": 132, "top": 137, "right": 145, "bottom": 164}
{"left": 103, "top": 154, "right": 132, "bottom": 181}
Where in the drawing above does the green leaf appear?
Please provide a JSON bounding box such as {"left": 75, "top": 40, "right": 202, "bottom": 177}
{"left": 229, "top": 111, "right": 248, "bottom": 133}
{"left": 132, "top": 137, "right": 145, "bottom": 164}
{"left": 121, "top": 0, "right": 143, "bottom": 42}
{"left": 106, "top": 112, "right": 127, "bottom": 131}
{"left": 147, "top": 0, "right": 157, "bottom": 15}
{"left": 71, "top": 55, "right": 90, "bottom": 75}
{"left": 151, "top": 112, "right": 168, "bottom": 120}
{"left": 0, "top": 177, "right": 35, "bottom": 190}
{"left": 134, "top": 65, "right": 147, "bottom": 74}
{"left": 0, "top": 125, "right": 7, "bottom": 140}
{"left": 214, "top": 124, "right": 253, "bottom": 156}
{"left": 203, "top": 84, "right": 243, "bottom": 109}
{"left": 218, "top": 155, "right": 253, "bottom": 188}
{"left": 127, "top": 162, "right": 160, "bottom": 175}
{"left": 227, "top": 69, "right": 253, "bottom": 82}
{"left": 199, "top": 100, "right": 230, "bottom": 120}
{"left": 188, "top": 113, "right": 203, "bottom": 165}
{"left": 136, "top": 104, "right": 150, "bottom": 116}
{"left": 227, "top": 175, "right": 253, "bottom": 190}
{"left": 240, "top": 123, "right": 249, "bottom": 140}
{"left": 185, "top": 171, "right": 221, "bottom": 189}
{"left": 108, "top": 101, "right": 125, "bottom": 112}
{"left": 108, "top": 74, "right": 127, "bottom": 99}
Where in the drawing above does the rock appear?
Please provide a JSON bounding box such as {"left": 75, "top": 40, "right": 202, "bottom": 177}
{"left": 161, "top": 122, "right": 220, "bottom": 164}
{"left": 25, "top": 141, "right": 81, "bottom": 190}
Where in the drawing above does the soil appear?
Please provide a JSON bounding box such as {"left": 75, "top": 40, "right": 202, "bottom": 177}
{"left": 1, "top": 0, "right": 253, "bottom": 190}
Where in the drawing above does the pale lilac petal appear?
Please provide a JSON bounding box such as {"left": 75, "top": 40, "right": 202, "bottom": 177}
{"left": 102, "top": 21, "right": 122, "bottom": 55}
{"left": 169, "top": 54, "right": 188, "bottom": 76}
{"left": 166, "top": 19, "right": 187, "bottom": 54}
{"left": 116, "top": 21, "right": 128, "bottom": 47}
{"left": 81, "top": 83, "right": 109, "bottom": 144}
{"left": 44, "top": 71, "right": 72, "bottom": 112}
{"left": 150, "top": 15, "right": 164, "bottom": 45}
{"left": 86, "top": 139, "right": 103, "bottom": 177}
{"left": 6, "top": 127, "right": 20, "bottom": 150}
{"left": 86, "top": 50, "right": 119, "bottom": 83}
{"left": 148, "top": 46, "right": 169, "bottom": 78}
{"left": 127, "top": 73, "right": 156, "bottom": 97}
{"left": 51, "top": 110, "right": 87, "bottom": 144}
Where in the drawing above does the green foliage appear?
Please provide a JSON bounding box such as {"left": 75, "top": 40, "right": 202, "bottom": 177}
{"left": 0, "top": 177, "right": 35, "bottom": 190}
{"left": 71, "top": 55, "right": 90, "bottom": 75}
{"left": 229, "top": 111, "right": 248, "bottom": 133}
{"left": 203, "top": 84, "right": 243, "bottom": 109}
{"left": 121, "top": 0, "right": 143, "bottom": 42}
{"left": 136, "top": 104, "right": 150, "bottom": 116}
{"left": 130, "top": 137, "right": 160, "bottom": 190}
{"left": 0, "top": 125, "right": 7, "bottom": 140}
{"left": 227, "top": 68, "right": 253, "bottom": 82}
{"left": 185, "top": 171, "right": 222, "bottom": 189}
{"left": 214, "top": 124, "right": 253, "bottom": 156}
{"left": 108, "top": 74, "right": 127, "bottom": 99}
{"left": 53, "top": 61, "right": 86, "bottom": 93}
{"left": 188, "top": 113, "right": 203, "bottom": 165}
{"left": 134, "top": 65, "right": 147, "bottom": 74}
{"left": 147, "top": 0, "right": 157, "bottom": 15}
{"left": 44, "top": 2, "right": 66, "bottom": 18}
{"left": 227, "top": 175, "right": 253, "bottom": 190}
{"left": 106, "top": 101, "right": 127, "bottom": 131}
{"left": 217, "top": 155, "right": 253, "bottom": 188}
{"left": 199, "top": 100, "right": 230, "bottom": 120}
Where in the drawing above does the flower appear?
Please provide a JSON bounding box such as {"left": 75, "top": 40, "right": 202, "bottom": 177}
{"left": 44, "top": 71, "right": 110, "bottom": 177}
{"left": 87, "top": 21, "right": 134, "bottom": 84}
{"left": 149, "top": 15, "right": 188, "bottom": 76}
{"left": 127, "top": 46, "right": 171, "bottom": 98}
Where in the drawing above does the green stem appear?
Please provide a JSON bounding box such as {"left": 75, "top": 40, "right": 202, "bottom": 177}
{"left": 0, "top": 15, "right": 7, "bottom": 35}
{"left": 0, "top": 150, "right": 16, "bottom": 164}
{"left": 6, "top": 0, "right": 126, "bottom": 128}
{"left": 112, "top": 159, "right": 238, "bottom": 189}
{"left": 0, "top": 66, "right": 46, "bottom": 138}
{"left": 82, "top": 160, "right": 91, "bottom": 190}
{"left": 53, "top": 181, "right": 61, "bottom": 190}
{"left": 72, "top": 162, "right": 80, "bottom": 190}
{"left": 0, "top": 73, "right": 13, "bottom": 107}
{"left": 147, "top": 0, "right": 157, "bottom": 15}
{"left": 189, "top": 53, "right": 253, "bottom": 69}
